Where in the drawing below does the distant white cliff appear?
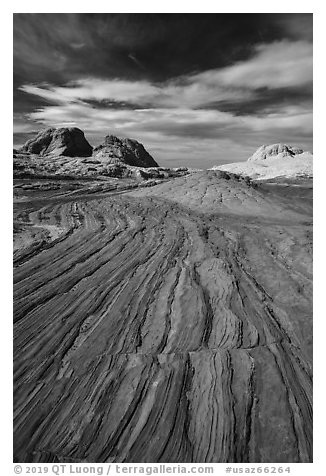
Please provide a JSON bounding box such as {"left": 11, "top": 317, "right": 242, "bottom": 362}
{"left": 210, "top": 144, "right": 313, "bottom": 181}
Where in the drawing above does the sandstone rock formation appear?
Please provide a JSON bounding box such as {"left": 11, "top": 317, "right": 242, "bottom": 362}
{"left": 13, "top": 170, "right": 312, "bottom": 463}
{"left": 19, "top": 127, "right": 93, "bottom": 157}
{"left": 247, "top": 143, "right": 304, "bottom": 162}
{"left": 93, "top": 135, "right": 159, "bottom": 167}
{"left": 211, "top": 144, "right": 313, "bottom": 181}
{"left": 15, "top": 129, "right": 162, "bottom": 177}
{"left": 13, "top": 151, "right": 189, "bottom": 182}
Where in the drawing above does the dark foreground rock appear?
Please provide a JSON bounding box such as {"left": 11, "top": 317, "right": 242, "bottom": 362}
{"left": 19, "top": 127, "right": 93, "bottom": 157}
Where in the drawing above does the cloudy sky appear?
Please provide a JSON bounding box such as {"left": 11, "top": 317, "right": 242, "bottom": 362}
{"left": 13, "top": 13, "right": 313, "bottom": 168}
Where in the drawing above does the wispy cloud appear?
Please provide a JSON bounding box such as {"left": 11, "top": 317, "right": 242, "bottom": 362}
{"left": 19, "top": 39, "right": 312, "bottom": 108}
{"left": 19, "top": 75, "right": 248, "bottom": 110}
{"left": 212, "top": 41, "right": 312, "bottom": 89}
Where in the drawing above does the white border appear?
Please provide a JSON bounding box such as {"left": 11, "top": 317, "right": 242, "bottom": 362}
{"left": 3, "top": 3, "right": 324, "bottom": 473}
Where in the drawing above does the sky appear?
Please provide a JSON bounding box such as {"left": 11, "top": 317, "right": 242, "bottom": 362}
{"left": 13, "top": 13, "right": 313, "bottom": 168}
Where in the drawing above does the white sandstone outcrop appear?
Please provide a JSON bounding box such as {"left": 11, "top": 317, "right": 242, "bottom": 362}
{"left": 210, "top": 144, "right": 313, "bottom": 181}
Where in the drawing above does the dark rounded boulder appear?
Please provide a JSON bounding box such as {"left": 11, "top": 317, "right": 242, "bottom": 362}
{"left": 20, "top": 127, "right": 93, "bottom": 157}
{"left": 93, "top": 135, "right": 158, "bottom": 168}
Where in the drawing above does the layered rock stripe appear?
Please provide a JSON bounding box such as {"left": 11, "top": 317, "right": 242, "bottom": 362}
{"left": 13, "top": 171, "right": 312, "bottom": 463}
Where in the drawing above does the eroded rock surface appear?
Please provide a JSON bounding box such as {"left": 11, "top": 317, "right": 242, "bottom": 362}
{"left": 19, "top": 127, "right": 93, "bottom": 157}
{"left": 247, "top": 144, "right": 305, "bottom": 162}
{"left": 14, "top": 132, "right": 184, "bottom": 180}
{"left": 211, "top": 144, "right": 313, "bottom": 181}
{"left": 93, "top": 135, "right": 158, "bottom": 167}
{"left": 13, "top": 171, "right": 312, "bottom": 463}
{"left": 13, "top": 152, "right": 190, "bottom": 182}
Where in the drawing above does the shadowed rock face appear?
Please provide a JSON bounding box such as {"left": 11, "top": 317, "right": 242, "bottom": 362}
{"left": 20, "top": 127, "right": 93, "bottom": 157}
{"left": 93, "top": 135, "right": 159, "bottom": 167}
{"left": 13, "top": 171, "right": 312, "bottom": 463}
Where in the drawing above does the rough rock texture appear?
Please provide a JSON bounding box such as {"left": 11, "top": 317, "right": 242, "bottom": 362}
{"left": 15, "top": 132, "right": 161, "bottom": 177}
{"left": 93, "top": 135, "right": 159, "bottom": 167}
{"left": 14, "top": 171, "right": 312, "bottom": 463}
{"left": 19, "top": 127, "right": 93, "bottom": 157}
{"left": 211, "top": 144, "right": 313, "bottom": 181}
{"left": 247, "top": 144, "right": 304, "bottom": 162}
{"left": 13, "top": 151, "right": 189, "bottom": 182}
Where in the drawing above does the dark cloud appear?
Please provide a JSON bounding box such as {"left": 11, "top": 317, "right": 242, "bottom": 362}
{"left": 14, "top": 13, "right": 312, "bottom": 86}
{"left": 83, "top": 99, "right": 154, "bottom": 110}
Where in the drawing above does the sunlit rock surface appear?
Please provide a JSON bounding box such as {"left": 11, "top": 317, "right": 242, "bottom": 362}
{"left": 13, "top": 170, "right": 312, "bottom": 463}
{"left": 211, "top": 144, "right": 313, "bottom": 181}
